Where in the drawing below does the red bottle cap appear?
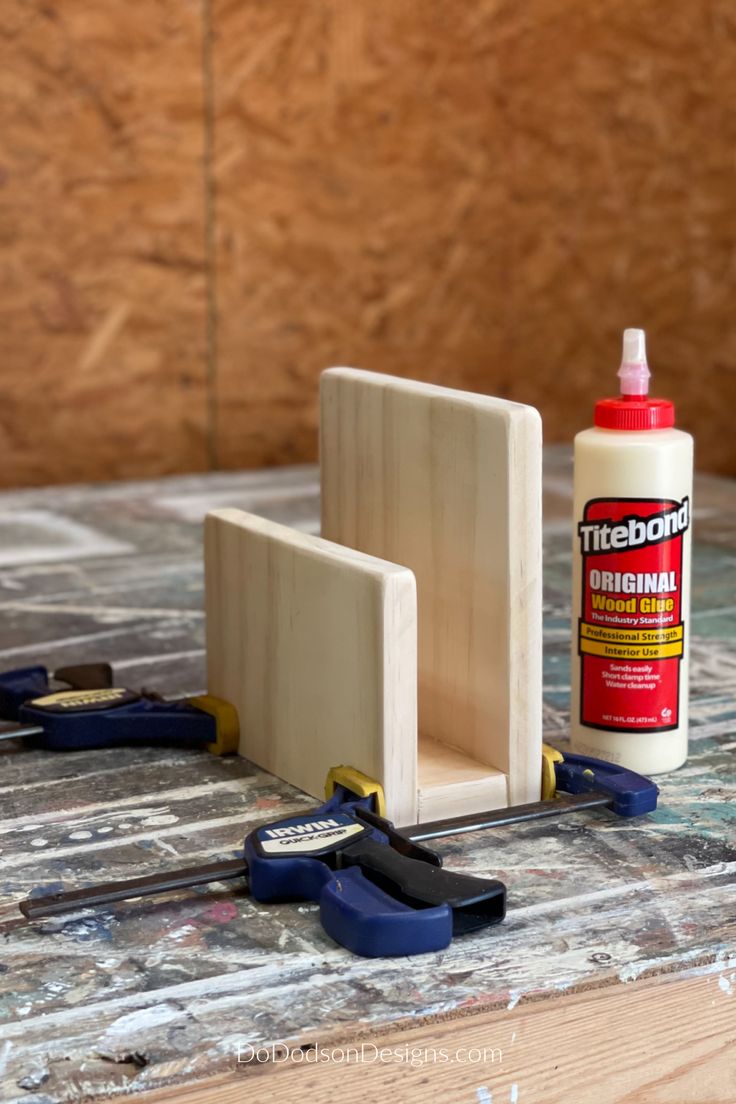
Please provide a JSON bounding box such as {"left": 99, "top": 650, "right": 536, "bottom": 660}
{"left": 594, "top": 397, "right": 675, "bottom": 431}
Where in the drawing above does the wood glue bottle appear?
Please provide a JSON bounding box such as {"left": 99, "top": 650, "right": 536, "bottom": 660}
{"left": 571, "top": 329, "right": 693, "bottom": 774}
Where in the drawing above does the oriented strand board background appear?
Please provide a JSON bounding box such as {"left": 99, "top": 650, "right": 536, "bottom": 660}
{"left": 2, "top": 0, "right": 736, "bottom": 486}
{"left": 0, "top": 1, "right": 209, "bottom": 486}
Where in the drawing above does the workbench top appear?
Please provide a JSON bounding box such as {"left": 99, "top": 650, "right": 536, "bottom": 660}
{"left": 1, "top": 450, "right": 734, "bottom": 1104}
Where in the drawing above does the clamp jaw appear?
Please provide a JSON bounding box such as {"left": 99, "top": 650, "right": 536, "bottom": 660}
{"left": 541, "top": 743, "right": 659, "bottom": 817}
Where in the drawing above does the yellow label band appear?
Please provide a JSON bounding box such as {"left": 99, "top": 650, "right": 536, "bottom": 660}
{"left": 580, "top": 622, "right": 683, "bottom": 645}
{"left": 579, "top": 637, "right": 684, "bottom": 661}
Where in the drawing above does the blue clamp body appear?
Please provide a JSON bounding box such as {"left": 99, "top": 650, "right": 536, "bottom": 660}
{"left": 17, "top": 688, "right": 216, "bottom": 751}
{"left": 556, "top": 751, "right": 659, "bottom": 817}
{"left": 245, "top": 787, "right": 505, "bottom": 958}
{"left": 0, "top": 663, "right": 114, "bottom": 722}
{"left": 0, "top": 666, "right": 50, "bottom": 722}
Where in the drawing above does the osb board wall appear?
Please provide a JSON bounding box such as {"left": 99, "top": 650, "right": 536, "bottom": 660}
{"left": 0, "top": 1, "right": 209, "bottom": 486}
{"left": 2, "top": 0, "right": 736, "bottom": 487}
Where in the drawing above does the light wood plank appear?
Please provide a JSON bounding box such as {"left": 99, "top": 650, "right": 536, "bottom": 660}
{"left": 131, "top": 965, "right": 736, "bottom": 1104}
{"left": 416, "top": 734, "right": 508, "bottom": 823}
{"left": 0, "top": 0, "right": 209, "bottom": 488}
{"left": 204, "top": 508, "right": 419, "bottom": 823}
{"left": 320, "top": 368, "right": 543, "bottom": 810}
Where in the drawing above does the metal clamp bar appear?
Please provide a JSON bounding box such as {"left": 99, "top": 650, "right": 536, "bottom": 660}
{"left": 402, "top": 792, "right": 612, "bottom": 843}
{"left": 20, "top": 858, "right": 248, "bottom": 920}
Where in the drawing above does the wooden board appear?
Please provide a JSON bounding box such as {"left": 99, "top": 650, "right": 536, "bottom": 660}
{"left": 5, "top": 3, "right": 736, "bottom": 489}
{"left": 320, "top": 368, "right": 543, "bottom": 811}
{"left": 210, "top": 0, "right": 736, "bottom": 485}
{"left": 0, "top": 0, "right": 209, "bottom": 488}
{"left": 135, "top": 966, "right": 736, "bottom": 1104}
{"left": 416, "top": 734, "right": 508, "bottom": 823}
{"left": 204, "top": 507, "right": 419, "bottom": 823}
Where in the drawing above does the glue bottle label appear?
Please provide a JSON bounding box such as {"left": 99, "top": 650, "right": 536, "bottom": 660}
{"left": 577, "top": 497, "right": 689, "bottom": 732}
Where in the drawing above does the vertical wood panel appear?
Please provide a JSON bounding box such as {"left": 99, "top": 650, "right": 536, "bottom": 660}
{"left": 320, "top": 368, "right": 543, "bottom": 809}
{"left": 0, "top": 1, "right": 208, "bottom": 487}
{"left": 205, "top": 507, "right": 419, "bottom": 822}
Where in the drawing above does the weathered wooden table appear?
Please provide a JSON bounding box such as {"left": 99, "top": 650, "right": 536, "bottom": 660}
{"left": 0, "top": 450, "right": 734, "bottom": 1104}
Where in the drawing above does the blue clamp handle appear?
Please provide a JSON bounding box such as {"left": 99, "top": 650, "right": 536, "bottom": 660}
{"left": 319, "top": 866, "right": 452, "bottom": 957}
{"left": 244, "top": 787, "right": 504, "bottom": 957}
{"left": 556, "top": 751, "right": 659, "bottom": 817}
{"left": 245, "top": 790, "right": 452, "bottom": 957}
{"left": 0, "top": 666, "right": 50, "bottom": 722}
{"left": 0, "top": 663, "right": 113, "bottom": 722}
{"left": 18, "top": 691, "right": 216, "bottom": 751}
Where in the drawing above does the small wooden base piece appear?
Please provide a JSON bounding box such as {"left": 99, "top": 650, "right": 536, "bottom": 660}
{"left": 417, "top": 735, "right": 508, "bottom": 823}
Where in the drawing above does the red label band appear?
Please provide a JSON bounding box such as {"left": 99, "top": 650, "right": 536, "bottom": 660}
{"left": 577, "top": 497, "right": 688, "bottom": 733}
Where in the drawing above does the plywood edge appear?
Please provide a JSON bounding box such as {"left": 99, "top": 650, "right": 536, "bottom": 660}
{"left": 505, "top": 405, "right": 543, "bottom": 804}
{"left": 379, "top": 566, "right": 419, "bottom": 824}
{"left": 206, "top": 507, "right": 414, "bottom": 584}
{"left": 321, "top": 365, "right": 541, "bottom": 421}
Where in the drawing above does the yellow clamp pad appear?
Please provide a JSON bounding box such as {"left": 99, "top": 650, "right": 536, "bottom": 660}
{"left": 324, "top": 765, "right": 387, "bottom": 817}
{"left": 188, "top": 695, "right": 240, "bottom": 756}
{"left": 541, "top": 742, "right": 564, "bottom": 800}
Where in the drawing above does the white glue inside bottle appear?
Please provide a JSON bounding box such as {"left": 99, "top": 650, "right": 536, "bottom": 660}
{"left": 570, "top": 329, "right": 693, "bottom": 774}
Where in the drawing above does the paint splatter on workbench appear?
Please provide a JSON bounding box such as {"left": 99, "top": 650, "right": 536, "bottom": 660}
{"left": 0, "top": 451, "right": 733, "bottom": 1102}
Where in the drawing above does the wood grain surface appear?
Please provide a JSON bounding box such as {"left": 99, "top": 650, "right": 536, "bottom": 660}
{"left": 0, "top": 0, "right": 209, "bottom": 486}
{"left": 0, "top": 452, "right": 733, "bottom": 1103}
{"left": 136, "top": 967, "right": 736, "bottom": 1104}
{"left": 205, "top": 506, "right": 418, "bottom": 822}
{"left": 320, "top": 368, "right": 542, "bottom": 810}
{"left": 3, "top": 1, "right": 736, "bottom": 486}
{"left": 212, "top": 0, "right": 736, "bottom": 479}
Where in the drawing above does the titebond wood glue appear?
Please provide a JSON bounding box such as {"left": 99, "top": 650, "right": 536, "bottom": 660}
{"left": 571, "top": 329, "right": 693, "bottom": 774}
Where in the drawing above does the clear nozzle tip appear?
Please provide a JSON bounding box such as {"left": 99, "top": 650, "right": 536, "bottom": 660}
{"left": 618, "top": 327, "right": 650, "bottom": 397}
